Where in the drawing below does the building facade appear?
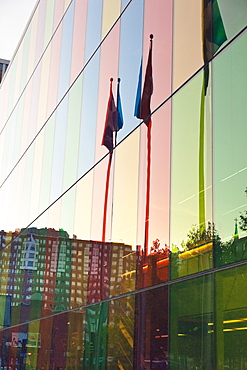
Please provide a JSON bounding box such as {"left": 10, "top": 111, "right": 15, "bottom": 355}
{"left": 0, "top": 0, "right": 247, "bottom": 369}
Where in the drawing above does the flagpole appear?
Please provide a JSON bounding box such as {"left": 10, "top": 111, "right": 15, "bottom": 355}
{"left": 115, "top": 78, "right": 121, "bottom": 147}
{"left": 199, "top": 0, "right": 207, "bottom": 231}
{"left": 199, "top": 79, "right": 206, "bottom": 229}
{"left": 101, "top": 78, "right": 114, "bottom": 304}
{"left": 101, "top": 78, "right": 115, "bottom": 243}
{"left": 144, "top": 34, "right": 153, "bottom": 257}
{"left": 102, "top": 153, "right": 113, "bottom": 243}
{"left": 144, "top": 120, "right": 152, "bottom": 257}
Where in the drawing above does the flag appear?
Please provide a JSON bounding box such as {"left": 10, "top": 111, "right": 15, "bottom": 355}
{"left": 203, "top": 0, "right": 227, "bottom": 94}
{"left": 102, "top": 78, "right": 117, "bottom": 152}
{"left": 134, "top": 59, "right": 142, "bottom": 118}
{"left": 116, "top": 78, "right": 124, "bottom": 131}
{"left": 204, "top": 0, "right": 227, "bottom": 61}
{"left": 135, "top": 35, "right": 153, "bottom": 125}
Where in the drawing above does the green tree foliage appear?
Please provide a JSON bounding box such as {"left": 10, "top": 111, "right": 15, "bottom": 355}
{"left": 183, "top": 222, "right": 221, "bottom": 250}
{"left": 239, "top": 187, "right": 247, "bottom": 232}
{"left": 239, "top": 212, "right": 247, "bottom": 231}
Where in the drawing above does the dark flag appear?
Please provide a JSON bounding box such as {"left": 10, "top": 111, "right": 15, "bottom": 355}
{"left": 203, "top": 0, "right": 227, "bottom": 95}
{"left": 135, "top": 35, "right": 153, "bottom": 125}
{"left": 101, "top": 78, "right": 119, "bottom": 242}
{"left": 102, "top": 78, "right": 117, "bottom": 152}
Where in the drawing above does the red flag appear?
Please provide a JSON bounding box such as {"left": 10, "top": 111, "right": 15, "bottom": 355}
{"left": 102, "top": 78, "right": 117, "bottom": 152}
{"left": 136, "top": 35, "right": 153, "bottom": 125}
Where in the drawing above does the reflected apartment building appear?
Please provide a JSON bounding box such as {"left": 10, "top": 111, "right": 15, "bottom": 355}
{"left": 0, "top": 0, "right": 247, "bottom": 369}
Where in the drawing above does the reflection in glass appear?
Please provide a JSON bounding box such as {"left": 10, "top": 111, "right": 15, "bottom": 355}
{"left": 170, "top": 275, "right": 213, "bottom": 369}
{"left": 0, "top": 227, "right": 137, "bottom": 326}
{"left": 170, "top": 70, "right": 213, "bottom": 279}
{"left": 134, "top": 286, "right": 168, "bottom": 368}
{"left": 215, "top": 265, "right": 247, "bottom": 369}
{"left": 108, "top": 295, "right": 135, "bottom": 369}
{"left": 213, "top": 30, "right": 247, "bottom": 268}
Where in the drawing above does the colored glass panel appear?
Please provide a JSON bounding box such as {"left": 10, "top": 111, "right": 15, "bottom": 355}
{"left": 19, "top": 23, "right": 31, "bottom": 96}
{"left": 73, "top": 172, "right": 94, "bottom": 241}
{"left": 26, "top": 3, "right": 39, "bottom": 81}
{"left": 57, "top": 0, "right": 75, "bottom": 103}
{"left": 49, "top": 96, "right": 69, "bottom": 205}
{"left": 0, "top": 1, "right": 246, "bottom": 368}
{"left": 46, "top": 19, "right": 63, "bottom": 118}
{"left": 213, "top": 30, "right": 247, "bottom": 267}
{"left": 93, "top": 9, "right": 121, "bottom": 164}
{"left": 108, "top": 294, "right": 135, "bottom": 369}
{"left": 218, "top": 0, "right": 247, "bottom": 42}
{"left": 170, "top": 275, "right": 213, "bottom": 369}
{"left": 77, "top": 51, "right": 100, "bottom": 177}
{"left": 83, "top": 302, "right": 108, "bottom": 369}
{"left": 134, "top": 286, "right": 168, "bottom": 368}
{"left": 173, "top": 0, "right": 203, "bottom": 91}
{"left": 69, "top": 0, "right": 88, "bottom": 83}
{"left": 170, "top": 67, "right": 213, "bottom": 279}
{"left": 172, "top": 0, "right": 246, "bottom": 94}
{"left": 43, "top": 0, "right": 55, "bottom": 49}
{"left": 116, "top": 0, "right": 144, "bottom": 143}
{"left": 62, "top": 74, "right": 83, "bottom": 192}
{"left": 111, "top": 129, "right": 140, "bottom": 255}
{"left": 215, "top": 265, "right": 247, "bottom": 369}
{"left": 34, "top": 0, "right": 47, "bottom": 67}
{"left": 53, "top": 0, "right": 65, "bottom": 32}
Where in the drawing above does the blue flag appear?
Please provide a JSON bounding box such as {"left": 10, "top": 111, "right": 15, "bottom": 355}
{"left": 134, "top": 35, "right": 154, "bottom": 125}
{"left": 116, "top": 78, "right": 124, "bottom": 131}
{"left": 134, "top": 59, "right": 142, "bottom": 118}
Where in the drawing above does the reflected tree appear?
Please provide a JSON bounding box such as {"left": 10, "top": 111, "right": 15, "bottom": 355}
{"left": 239, "top": 187, "right": 247, "bottom": 231}
{"left": 150, "top": 238, "right": 170, "bottom": 257}
{"left": 181, "top": 222, "right": 221, "bottom": 250}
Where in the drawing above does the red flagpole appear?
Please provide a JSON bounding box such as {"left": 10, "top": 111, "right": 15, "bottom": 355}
{"left": 101, "top": 78, "right": 116, "bottom": 242}
{"left": 144, "top": 121, "right": 152, "bottom": 256}
{"left": 102, "top": 153, "right": 113, "bottom": 242}
{"left": 101, "top": 152, "right": 112, "bottom": 301}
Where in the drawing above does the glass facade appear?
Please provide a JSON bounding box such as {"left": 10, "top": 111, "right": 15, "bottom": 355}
{"left": 0, "top": 0, "right": 246, "bottom": 368}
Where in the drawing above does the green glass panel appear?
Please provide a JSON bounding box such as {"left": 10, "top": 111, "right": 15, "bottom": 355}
{"left": 170, "top": 70, "right": 213, "bottom": 279}
{"left": 107, "top": 295, "right": 135, "bottom": 369}
{"left": 218, "top": 0, "right": 247, "bottom": 42}
{"left": 213, "top": 30, "right": 247, "bottom": 267}
{"left": 215, "top": 264, "right": 247, "bottom": 369}
{"left": 170, "top": 275, "right": 213, "bottom": 369}
{"left": 84, "top": 302, "right": 108, "bottom": 369}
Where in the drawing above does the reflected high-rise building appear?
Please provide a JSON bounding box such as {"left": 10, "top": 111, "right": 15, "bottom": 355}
{"left": 0, "top": 227, "right": 134, "bottom": 319}
{"left": 0, "top": 0, "right": 247, "bottom": 368}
